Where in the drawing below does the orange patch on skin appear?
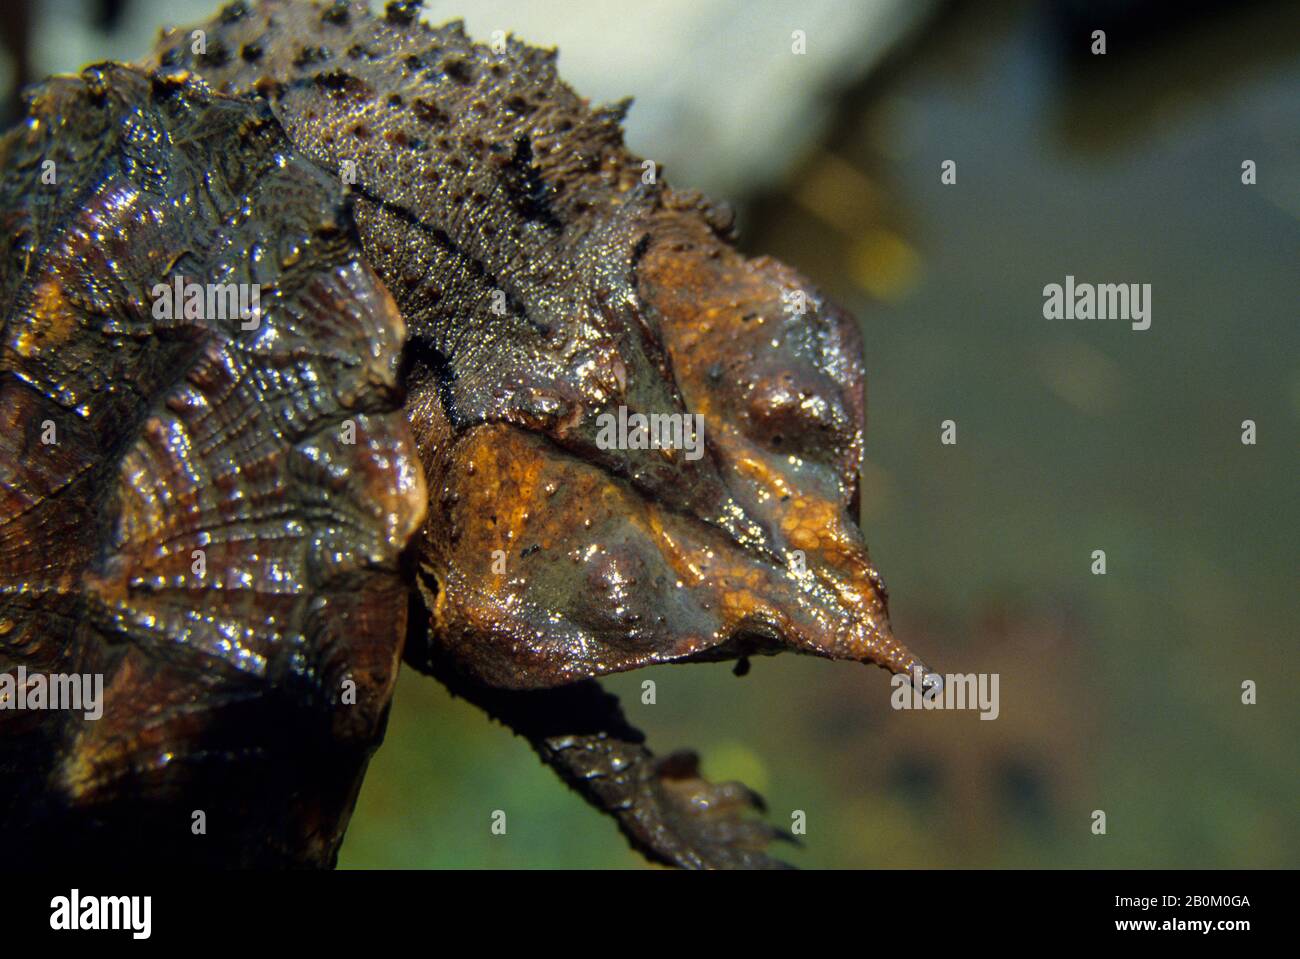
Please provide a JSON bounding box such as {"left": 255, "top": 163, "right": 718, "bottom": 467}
{"left": 781, "top": 496, "right": 840, "bottom": 554}
{"left": 645, "top": 511, "right": 708, "bottom": 586}
{"left": 443, "top": 428, "right": 551, "bottom": 606}
{"left": 16, "top": 279, "right": 77, "bottom": 357}
{"left": 732, "top": 453, "right": 794, "bottom": 501}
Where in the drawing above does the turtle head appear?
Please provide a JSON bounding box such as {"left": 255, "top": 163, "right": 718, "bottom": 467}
{"left": 407, "top": 191, "right": 930, "bottom": 690}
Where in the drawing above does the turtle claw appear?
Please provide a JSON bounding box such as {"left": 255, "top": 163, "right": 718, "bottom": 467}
{"left": 410, "top": 650, "right": 794, "bottom": 868}
{"left": 623, "top": 750, "right": 796, "bottom": 870}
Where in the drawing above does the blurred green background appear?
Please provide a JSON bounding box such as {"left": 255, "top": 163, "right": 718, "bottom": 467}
{"left": 339, "top": 0, "right": 1299, "bottom": 868}
{"left": 10, "top": 0, "right": 1294, "bottom": 867}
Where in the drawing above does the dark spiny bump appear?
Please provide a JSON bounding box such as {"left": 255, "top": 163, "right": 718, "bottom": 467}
{"left": 241, "top": 43, "right": 263, "bottom": 62}
{"left": 411, "top": 97, "right": 446, "bottom": 124}
{"left": 159, "top": 45, "right": 186, "bottom": 67}
{"left": 600, "top": 97, "right": 633, "bottom": 125}
{"left": 322, "top": 1, "right": 350, "bottom": 25}
{"left": 197, "top": 41, "right": 231, "bottom": 68}
{"left": 317, "top": 70, "right": 354, "bottom": 90}
{"left": 504, "top": 94, "right": 534, "bottom": 115}
{"left": 631, "top": 231, "right": 651, "bottom": 264}
{"left": 149, "top": 72, "right": 186, "bottom": 98}
{"left": 84, "top": 70, "right": 109, "bottom": 105}
{"left": 385, "top": 1, "right": 422, "bottom": 26}
{"left": 253, "top": 76, "right": 282, "bottom": 98}
{"left": 219, "top": 0, "right": 250, "bottom": 24}
{"left": 502, "top": 135, "right": 560, "bottom": 228}
{"left": 315, "top": 70, "right": 369, "bottom": 97}
{"left": 443, "top": 57, "right": 473, "bottom": 84}
{"left": 294, "top": 46, "right": 332, "bottom": 68}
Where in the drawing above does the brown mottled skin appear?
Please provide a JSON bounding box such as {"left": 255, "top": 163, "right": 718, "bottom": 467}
{"left": 0, "top": 0, "right": 930, "bottom": 868}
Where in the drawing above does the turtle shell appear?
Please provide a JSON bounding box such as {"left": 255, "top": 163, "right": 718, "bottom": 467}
{"left": 0, "top": 64, "right": 425, "bottom": 865}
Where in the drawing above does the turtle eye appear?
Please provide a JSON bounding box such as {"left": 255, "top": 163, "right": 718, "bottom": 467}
{"left": 742, "top": 372, "right": 851, "bottom": 459}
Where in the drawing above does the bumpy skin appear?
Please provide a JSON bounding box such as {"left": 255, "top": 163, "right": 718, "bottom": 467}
{"left": 1, "top": 0, "right": 936, "bottom": 869}
{"left": 0, "top": 64, "right": 425, "bottom": 865}
{"left": 148, "top": 0, "right": 924, "bottom": 684}
{"left": 141, "top": 0, "right": 934, "bottom": 868}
